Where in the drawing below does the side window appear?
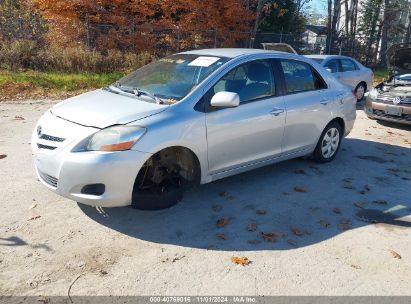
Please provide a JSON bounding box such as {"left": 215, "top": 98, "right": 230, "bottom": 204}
{"left": 324, "top": 60, "right": 339, "bottom": 73}
{"left": 212, "top": 60, "right": 275, "bottom": 103}
{"left": 340, "top": 59, "right": 358, "bottom": 72}
{"left": 280, "top": 60, "right": 326, "bottom": 94}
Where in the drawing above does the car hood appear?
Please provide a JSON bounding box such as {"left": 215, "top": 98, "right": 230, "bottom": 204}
{"left": 51, "top": 89, "right": 168, "bottom": 128}
{"left": 386, "top": 43, "right": 411, "bottom": 74}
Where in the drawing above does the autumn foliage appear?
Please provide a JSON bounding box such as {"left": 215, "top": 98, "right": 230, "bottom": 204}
{"left": 33, "top": 0, "right": 256, "bottom": 51}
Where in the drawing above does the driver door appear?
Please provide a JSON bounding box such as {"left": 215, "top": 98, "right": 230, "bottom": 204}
{"left": 205, "top": 59, "right": 286, "bottom": 174}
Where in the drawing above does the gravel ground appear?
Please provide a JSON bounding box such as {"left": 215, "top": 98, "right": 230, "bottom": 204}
{"left": 0, "top": 100, "right": 411, "bottom": 296}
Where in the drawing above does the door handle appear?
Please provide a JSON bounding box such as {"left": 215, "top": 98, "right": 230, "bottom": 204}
{"left": 320, "top": 98, "right": 329, "bottom": 105}
{"left": 270, "top": 108, "right": 284, "bottom": 116}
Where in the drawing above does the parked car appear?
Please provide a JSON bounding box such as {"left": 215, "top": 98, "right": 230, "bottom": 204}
{"left": 305, "top": 55, "right": 373, "bottom": 102}
{"left": 32, "top": 49, "right": 356, "bottom": 209}
{"left": 364, "top": 43, "right": 411, "bottom": 126}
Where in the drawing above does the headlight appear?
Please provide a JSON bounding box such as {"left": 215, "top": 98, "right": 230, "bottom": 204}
{"left": 368, "top": 88, "right": 379, "bottom": 100}
{"left": 85, "top": 126, "right": 147, "bottom": 151}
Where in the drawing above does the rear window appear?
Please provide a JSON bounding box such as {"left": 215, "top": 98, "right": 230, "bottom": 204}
{"left": 310, "top": 58, "right": 324, "bottom": 64}
{"left": 340, "top": 59, "right": 359, "bottom": 72}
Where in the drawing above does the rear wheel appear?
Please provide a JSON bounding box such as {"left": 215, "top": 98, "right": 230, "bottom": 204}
{"left": 312, "top": 121, "right": 342, "bottom": 163}
{"left": 355, "top": 83, "right": 366, "bottom": 102}
{"left": 131, "top": 148, "right": 199, "bottom": 210}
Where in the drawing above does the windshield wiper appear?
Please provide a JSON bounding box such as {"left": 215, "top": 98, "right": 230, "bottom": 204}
{"left": 113, "top": 83, "right": 164, "bottom": 104}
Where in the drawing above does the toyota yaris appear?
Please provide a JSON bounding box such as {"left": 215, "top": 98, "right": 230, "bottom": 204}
{"left": 32, "top": 49, "right": 356, "bottom": 209}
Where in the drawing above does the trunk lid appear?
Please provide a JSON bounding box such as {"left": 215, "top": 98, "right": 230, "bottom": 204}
{"left": 51, "top": 89, "right": 168, "bottom": 128}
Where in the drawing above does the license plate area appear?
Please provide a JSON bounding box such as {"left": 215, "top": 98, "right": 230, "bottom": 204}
{"left": 385, "top": 105, "right": 403, "bottom": 116}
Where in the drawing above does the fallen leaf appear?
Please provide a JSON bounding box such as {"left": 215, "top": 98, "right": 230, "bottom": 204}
{"left": 256, "top": 209, "right": 267, "bottom": 215}
{"left": 216, "top": 233, "right": 227, "bottom": 240}
{"left": 212, "top": 205, "right": 222, "bottom": 212}
{"left": 28, "top": 215, "right": 41, "bottom": 221}
{"left": 14, "top": 115, "right": 25, "bottom": 120}
{"left": 332, "top": 208, "right": 342, "bottom": 214}
{"left": 364, "top": 184, "right": 371, "bottom": 191}
{"left": 219, "top": 191, "right": 227, "bottom": 197}
{"left": 373, "top": 200, "right": 387, "bottom": 205}
{"left": 231, "top": 256, "right": 251, "bottom": 266}
{"left": 0, "top": 154, "right": 7, "bottom": 160}
{"left": 354, "top": 202, "right": 365, "bottom": 209}
{"left": 216, "top": 217, "right": 230, "bottom": 228}
{"left": 338, "top": 218, "right": 351, "bottom": 231}
{"left": 100, "top": 270, "right": 108, "bottom": 275}
{"left": 291, "top": 226, "right": 303, "bottom": 236}
{"left": 294, "top": 186, "right": 308, "bottom": 193}
{"left": 343, "top": 184, "right": 355, "bottom": 190}
{"left": 261, "top": 232, "right": 280, "bottom": 242}
{"left": 388, "top": 249, "right": 402, "bottom": 259}
{"left": 351, "top": 264, "right": 361, "bottom": 269}
{"left": 319, "top": 219, "right": 331, "bottom": 228}
{"left": 294, "top": 169, "right": 306, "bottom": 174}
{"left": 343, "top": 178, "right": 353, "bottom": 183}
{"left": 248, "top": 239, "right": 261, "bottom": 244}
{"left": 30, "top": 203, "right": 38, "bottom": 209}
{"left": 287, "top": 239, "right": 297, "bottom": 246}
{"left": 246, "top": 223, "right": 257, "bottom": 232}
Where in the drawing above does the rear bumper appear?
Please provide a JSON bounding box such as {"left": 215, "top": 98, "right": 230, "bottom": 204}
{"left": 364, "top": 97, "right": 411, "bottom": 125}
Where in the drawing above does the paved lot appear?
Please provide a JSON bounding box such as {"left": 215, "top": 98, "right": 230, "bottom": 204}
{"left": 0, "top": 100, "right": 411, "bottom": 296}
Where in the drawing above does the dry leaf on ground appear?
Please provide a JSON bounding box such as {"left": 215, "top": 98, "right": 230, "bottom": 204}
{"left": 248, "top": 239, "right": 261, "bottom": 244}
{"left": 338, "top": 218, "right": 351, "bottom": 231}
{"left": 388, "top": 249, "right": 402, "bottom": 259}
{"left": 261, "top": 232, "right": 282, "bottom": 242}
{"left": 256, "top": 209, "right": 267, "bottom": 215}
{"left": 216, "top": 233, "right": 227, "bottom": 240}
{"left": 373, "top": 200, "right": 388, "bottom": 205}
{"left": 246, "top": 223, "right": 257, "bottom": 232}
{"left": 354, "top": 202, "right": 365, "bottom": 209}
{"left": 14, "top": 116, "right": 25, "bottom": 120}
{"left": 332, "top": 208, "right": 342, "bottom": 214}
{"left": 216, "top": 217, "right": 230, "bottom": 228}
{"left": 291, "top": 226, "right": 303, "bottom": 236}
{"left": 287, "top": 239, "right": 297, "bottom": 246}
{"left": 294, "top": 186, "right": 308, "bottom": 193}
{"left": 30, "top": 203, "right": 38, "bottom": 209}
{"left": 351, "top": 264, "right": 361, "bottom": 269}
{"left": 219, "top": 191, "right": 227, "bottom": 197}
{"left": 231, "top": 256, "right": 251, "bottom": 266}
{"left": 319, "top": 219, "right": 331, "bottom": 228}
{"left": 0, "top": 154, "right": 7, "bottom": 160}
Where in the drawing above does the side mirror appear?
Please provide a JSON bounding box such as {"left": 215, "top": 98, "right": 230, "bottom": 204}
{"left": 210, "top": 91, "right": 240, "bottom": 108}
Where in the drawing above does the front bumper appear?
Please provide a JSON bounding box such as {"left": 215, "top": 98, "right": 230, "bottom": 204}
{"left": 364, "top": 97, "right": 411, "bottom": 125}
{"left": 32, "top": 111, "right": 151, "bottom": 207}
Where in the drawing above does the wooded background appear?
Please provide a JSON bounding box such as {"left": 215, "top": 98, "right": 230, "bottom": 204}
{"left": 1, "top": 0, "right": 410, "bottom": 72}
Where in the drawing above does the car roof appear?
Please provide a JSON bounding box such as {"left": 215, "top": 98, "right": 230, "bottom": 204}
{"left": 180, "top": 48, "right": 288, "bottom": 58}
{"left": 305, "top": 54, "right": 355, "bottom": 60}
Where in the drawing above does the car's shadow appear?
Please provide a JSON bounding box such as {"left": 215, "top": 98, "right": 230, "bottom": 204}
{"left": 79, "top": 138, "right": 411, "bottom": 251}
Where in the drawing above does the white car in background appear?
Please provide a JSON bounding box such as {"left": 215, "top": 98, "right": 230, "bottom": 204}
{"left": 306, "top": 55, "right": 373, "bottom": 101}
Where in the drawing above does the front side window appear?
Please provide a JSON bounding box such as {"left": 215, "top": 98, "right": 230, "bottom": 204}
{"left": 212, "top": 60, "right": 275, "bottom": 103}
{"left": 340, "top": 59, "right": 358, "bottom": 72}
{"left": 324, "top": 60, "right": 340, "bottom": 73}
{"left": 116, "top": 54, "right": 229, "bottom": 103}
{"left": 281, "top": 60, "right": 326, "bottom": 93}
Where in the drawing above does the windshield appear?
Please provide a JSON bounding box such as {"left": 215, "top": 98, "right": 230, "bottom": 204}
{"left": 395, "top": 74, "right": 411, "bottom": 82}
{"left": 115, "top": 54, "right": 229, "bottom": 102}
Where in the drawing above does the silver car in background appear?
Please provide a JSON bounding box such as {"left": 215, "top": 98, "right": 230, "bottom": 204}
{"left": 306, "top": 55, "right": 373, "bottom": 101}
{"left": 32, "top": 49, "right": 356, "bottom": 209}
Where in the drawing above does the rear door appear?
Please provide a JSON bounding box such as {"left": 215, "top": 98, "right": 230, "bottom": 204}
{"left": 279, "top": 59, "right": 335, "bottom": 154}
{"left": 338, "top": 58, "right": 361, "bottom": 88}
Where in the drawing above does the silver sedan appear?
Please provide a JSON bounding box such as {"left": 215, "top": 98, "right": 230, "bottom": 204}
{"left": 305, "top": 55, "right": 373, "bottom": 101}
{"left": 32, "top": 49, "right": 356, "bottom": 209}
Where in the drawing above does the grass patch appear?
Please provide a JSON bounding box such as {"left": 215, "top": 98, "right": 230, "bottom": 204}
{"left": 0, "top": 70, "right": 125, "bottom": 101}
{"left": 372, "top": 68, "right": 388, "bottom": 84}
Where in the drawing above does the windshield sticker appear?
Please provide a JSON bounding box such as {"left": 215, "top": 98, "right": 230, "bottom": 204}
{"left": 188, "top": 56, "right": 220, "bottom": 67}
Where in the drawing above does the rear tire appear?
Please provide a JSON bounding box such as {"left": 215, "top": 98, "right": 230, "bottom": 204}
{"left": 312, "top": 121, "right": 342, "bottom": 163}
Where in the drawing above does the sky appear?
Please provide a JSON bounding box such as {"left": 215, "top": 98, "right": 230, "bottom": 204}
{"left": 309, "top": 0, "right": 327, "bottom": 15}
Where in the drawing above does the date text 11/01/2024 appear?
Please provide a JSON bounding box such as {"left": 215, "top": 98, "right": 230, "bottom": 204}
{"left": 149, "top": 296, "right": 257, "bottom": 303}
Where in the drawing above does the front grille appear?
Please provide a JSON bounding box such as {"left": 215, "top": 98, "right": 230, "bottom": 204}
{"left": 38, "top": 170, "right": 58, "bottom": 188}
{"left": 39, "top": 134, "right": 65, "bottom": 142}
{"left": 376, "top": 94, "right": 411, "bottom": 104}
{"left": 37, "top": 143, "right": 57, "bottom": 150}
{"left": 373, "top": 109, "right": 411, "bottom": 122}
